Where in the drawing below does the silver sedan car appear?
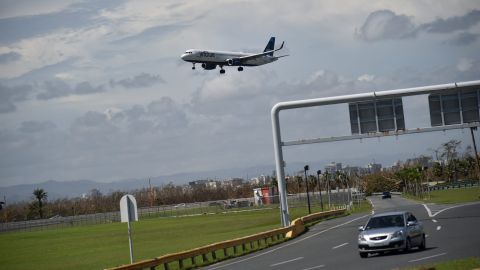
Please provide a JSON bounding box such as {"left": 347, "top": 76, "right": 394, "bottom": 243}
{"left": 358, "top": 211, "right": 425, "bottom": 258}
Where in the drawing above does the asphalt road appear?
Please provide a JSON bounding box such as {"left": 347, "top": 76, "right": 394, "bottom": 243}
{"left": 203, "top": 194, "right": 480, "bottom": 270}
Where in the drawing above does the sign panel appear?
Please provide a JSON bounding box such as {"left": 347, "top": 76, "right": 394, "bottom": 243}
{"left": 428, "top": 91, "right": 480, "bottom": 126}
{"left": 349, "top": 98, "right": 405, "bottom": 134}
{"left": 120, "top": 194, "right": 138, "bottom": 223}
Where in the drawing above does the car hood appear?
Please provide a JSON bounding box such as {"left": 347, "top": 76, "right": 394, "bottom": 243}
{"left": 362, "top": 227, "right": 404, "bottom": 236}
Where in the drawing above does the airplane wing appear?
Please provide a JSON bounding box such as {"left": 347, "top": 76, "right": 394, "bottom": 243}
{"left": 235, "top": 41, "right": 286, "bottom": 62}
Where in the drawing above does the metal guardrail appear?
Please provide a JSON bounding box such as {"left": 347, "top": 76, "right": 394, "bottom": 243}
{"left": 104, "top": 208, "right": 346, "bottom": 270}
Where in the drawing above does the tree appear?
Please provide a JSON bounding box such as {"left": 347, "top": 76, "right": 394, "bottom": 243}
{"left": 440, "top": 140, "right": 461, "bottom": 181}
{"left": 33, "top": 188, "right": 48, "bottom": 219}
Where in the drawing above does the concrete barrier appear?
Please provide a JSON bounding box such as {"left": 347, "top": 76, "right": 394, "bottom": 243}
{"left": 105, "top": 208, "right": 346, "bottom": 270}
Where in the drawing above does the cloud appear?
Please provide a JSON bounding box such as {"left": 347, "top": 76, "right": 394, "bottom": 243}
{"left": 118, "top": 97, "right": 188, "bottom": 134}
{"left": 18, "top": 120, "right": 56, "bottom": 133}
{"left": 0, "top": 83, "right": 32, "bottom": 113}
{"left": 70, "top": 111, "right": 118, "bottom": 137}
{"left": 110, "top": 73, "right": 165, "bottom": 89}
{"left": 0, "top": 52, "right": 21, "bottom": 63}
{"left": 36, "top": 79, "right": 105, "bottom": 100}
{"left": 356, "top": 9, "right": 480, "bottom": 43}
{"left": 420, "top": 10, "right": 480, "bottom": 34}
{"left": 355, "top": 10, "right": 417, "bottom": 41}
{"left": 446, "top": 32, "right": 479, "bottom": 46}
{"left": 0, "top": 0, "right": 123, "bottom": 44}
{"left": 74, "top": 81, "right": 105, "bottom": 95}
{"left": 112, "top": 24, "right": 188, "bottom": 44}
{"left": 36, "top": 79, "right": 72, "bottom": 100}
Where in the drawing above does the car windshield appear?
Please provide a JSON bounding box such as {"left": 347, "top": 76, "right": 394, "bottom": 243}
{"left": 365, "top": 214, "right": 404, "bottom": 230}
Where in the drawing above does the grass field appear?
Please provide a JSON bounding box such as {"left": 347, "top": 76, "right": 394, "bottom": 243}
{"left": 0, "top": 202, "right": 370, "bottom": 270}
{"left": 401, "top": 256, "right": 480, "bottom": 270}
{"left": 403, "top": 187, "right": 480, "bottom": 204}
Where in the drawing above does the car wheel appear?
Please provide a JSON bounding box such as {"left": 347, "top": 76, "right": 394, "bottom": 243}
{"left": 405, "top": 238, "right": 411, "bottom": 253}
{"left": 419, "top": 235, "right": 426, "bottom": 250}
{"left": 359, "top": 252, "right": 368, "bottom": 258}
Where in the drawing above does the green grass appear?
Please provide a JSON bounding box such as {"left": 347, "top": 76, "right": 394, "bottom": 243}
{"left": 0, "top": 203, "right": 358, "bottom": 270}
{"left": 403, "top": 187, "right": 480, "bottom": 204}
{"left": 400, "top": 256, "right": 480, "bottom": 270}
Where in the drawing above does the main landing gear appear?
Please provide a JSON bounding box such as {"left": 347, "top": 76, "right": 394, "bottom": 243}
{"left": 238, "top": 66, "right": 243, "bottom": 71}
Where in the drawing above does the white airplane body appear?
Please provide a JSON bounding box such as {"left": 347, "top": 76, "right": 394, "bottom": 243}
{"left": 181, "top": 37, "right": 287, "bottom": 74}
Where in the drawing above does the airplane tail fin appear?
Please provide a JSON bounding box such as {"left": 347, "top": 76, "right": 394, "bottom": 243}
{"left": 263, "top": 37, "right": 275, "bottom": 56}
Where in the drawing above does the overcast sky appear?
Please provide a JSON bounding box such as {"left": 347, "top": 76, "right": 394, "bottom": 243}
{"left": 0, "top": 0, "right": 479, "bottom": 187}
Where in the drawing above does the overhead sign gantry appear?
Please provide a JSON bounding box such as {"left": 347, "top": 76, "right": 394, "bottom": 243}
{"left": 271, "top": 80, "right": 480, "bottom": 227}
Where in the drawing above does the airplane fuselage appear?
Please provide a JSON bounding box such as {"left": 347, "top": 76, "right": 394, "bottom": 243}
{"left": 181, "top": 37, "right": 286, "bottom": 74}
{"left": 181, "top": 49, "right": 278, "bottom": 66}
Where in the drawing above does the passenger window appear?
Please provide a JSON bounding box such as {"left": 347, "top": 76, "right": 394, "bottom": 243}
{"left": 407, "top": 213, "right": 417, "bottom": 222}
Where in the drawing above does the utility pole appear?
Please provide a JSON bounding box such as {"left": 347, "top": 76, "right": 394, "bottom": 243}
{"left": 470, "top": 127, "right": 480, "bottom": 186}
{"left": 304, "top": 165, "right": 311, "bottom": 214}
{"left": 317, "top": 170, "right": 324, "bottom": 211}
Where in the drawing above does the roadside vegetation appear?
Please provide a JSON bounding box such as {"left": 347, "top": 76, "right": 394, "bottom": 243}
{"left": 360, "top": 140, "right": 479, "bottom": 201}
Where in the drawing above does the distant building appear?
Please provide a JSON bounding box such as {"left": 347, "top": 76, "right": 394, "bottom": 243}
{"left": 343, "top": 166, "right": 366, "bottom": 176}
{"left": 188, "top": 179, "right": 221, "bottom": 189}
{"left": 224, "top": 178, "right": 245, "bottom": 187}
{"left": 325, "top": 162, "right": 342, "bottom": 174}
{"left": 250, "top": 175, "right": 269, "bottom": 186}
{"left": 367, "top": 163, "right": 382, "bottom": 174}
{"left": 405, "top": 156, "right": 433, "bottom": 168}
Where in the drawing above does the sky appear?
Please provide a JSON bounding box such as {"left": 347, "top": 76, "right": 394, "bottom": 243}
{"left": 0, "top": 0, "right": 479, "bottom": 187}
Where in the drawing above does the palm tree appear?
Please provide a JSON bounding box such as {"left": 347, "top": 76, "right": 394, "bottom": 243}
{"left": 33, "top": 188, "right": 48, "bottom": 219}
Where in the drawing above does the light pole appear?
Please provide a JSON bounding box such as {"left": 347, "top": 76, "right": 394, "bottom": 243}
{"left": 470, "top": 127, "right": 480, "bottom": 186}
{"left": 304, "top": 165, "right": 311, "bottom": 214}
{"left": 325, "top": 171, "right": 331, "bottom": 208}
{"left": 317, "top": 170, "right": 324, "bottom": 211}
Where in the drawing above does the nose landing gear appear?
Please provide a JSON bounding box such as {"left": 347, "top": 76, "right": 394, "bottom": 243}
{"left": 219, "top": 65, "right": 225, "bottom": 74}
{"left": 192, "top": 63, "right": 196, "bottom": 70}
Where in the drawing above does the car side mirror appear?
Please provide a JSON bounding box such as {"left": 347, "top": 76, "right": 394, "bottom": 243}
{"left": 407, "top": 221, "right": 416, "bottom": 227}
{"left": 358, "top": 226, "right": 364, "bottom": 231}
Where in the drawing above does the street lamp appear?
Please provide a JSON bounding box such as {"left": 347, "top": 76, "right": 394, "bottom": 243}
{"left": 304, "top": 165, "right": 311, "bottom": 214}
{"left": 325, "top": 171, "right": 331, "bottom": 208}
{"left": 317, "top": 170, "right": 324, "bottom": 211}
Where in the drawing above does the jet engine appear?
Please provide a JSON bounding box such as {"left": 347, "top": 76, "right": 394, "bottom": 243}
{"left": 201, "top": 63, "right": 216, "bottom": 70}
{"left": 226, "top": 58, "right": 241, "bottom": 66}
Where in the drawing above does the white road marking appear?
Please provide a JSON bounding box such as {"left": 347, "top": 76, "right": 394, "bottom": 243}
{"left": 270, "top": 257, "right": 303, "bottom": 267}
{"left": 423, "top": 204, "right": 433, "bottom": 217}
{"left": 437, "top": 226, "right": 442, "bottom": 231}
{"left": 408, "top": 252, "right": 447, "bottom": 262}
{"left": 332, "top": 242, "right": 348, "bottom": 249}
{"left": 425, "top": 234, "right": 429, "bottom": 238}
{"left": 423, "top": 201, "right": 480, "bottom": 217}
{"left": 206, "top": 214, "right": 371, "bottom": 270}
{"left": 367, "top": 198, "right": 375, "bottom": 214}
{"left": 432, "top": 219, "right": 437, "bottom": 223}
{"left": 301, "top": 265, "right": 325, "bottom": 270}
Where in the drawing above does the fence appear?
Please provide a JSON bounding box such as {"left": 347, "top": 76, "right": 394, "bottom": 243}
{"left": 429, "top": 181, "right": 479, "bottom": 191}
{"left": 104, "top": 208, "right": 347, "bottom": 270}
{"left": 0, "top": 189, "right": 358, "bottom": 233}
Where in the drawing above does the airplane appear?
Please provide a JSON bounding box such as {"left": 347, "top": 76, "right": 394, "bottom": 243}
{"left": 180, "top": 37, "right": 288, "bottom": 74}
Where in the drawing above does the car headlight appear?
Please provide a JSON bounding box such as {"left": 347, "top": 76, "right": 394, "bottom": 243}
{"left": 358, "top": 234, "right": 366, "bottom": 241}
{"left": 392, "top": 230, "right": 403, "bottom": 238}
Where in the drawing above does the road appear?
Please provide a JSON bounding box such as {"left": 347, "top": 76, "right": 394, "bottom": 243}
{"left": 203, "top": 195, "right": 480, "bottom": 270}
